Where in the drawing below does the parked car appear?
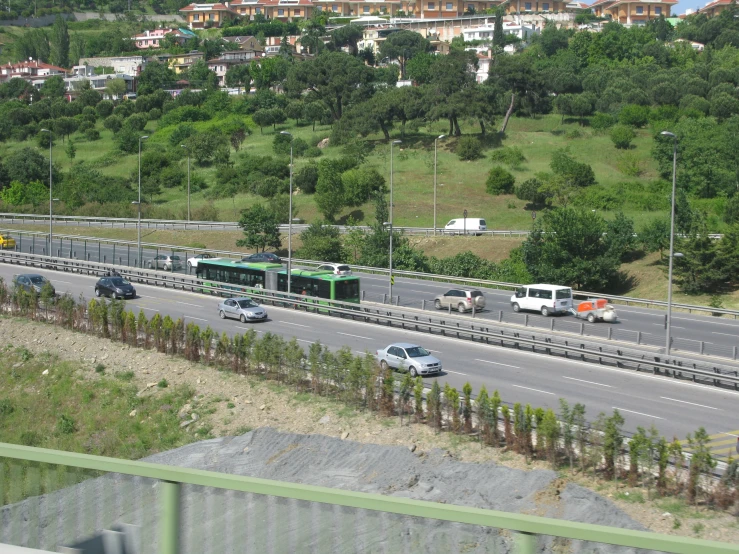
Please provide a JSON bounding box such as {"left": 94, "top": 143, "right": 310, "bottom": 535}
{"left": 187, "top": 253, "right": 220, "bottom": 270}
{"left": 241, "top": 252, "right": 282, "bottom": 264}
{"left": 511, "top": 284, "right": 573, "bottom": 317}
{"left": 316, "top": 263, "right": 352, "bottom": 275}
{"left": 95, "top": 276, "right": 136, "bottom": 300}
{"left": 443, "top": 218, "right": 487, "bottom": 235}
{"left": 376, "top": 343, "right": 442, "bottom": 377}
{"left": 434, "top": 289, "right": 486, "bottom": 313}
{"left": 218, "top": 297, "right": 268, "bottom": 323}
{"left": 0, "top": 234, "right": 16, "bottom": 250}
{"left": 13, "top": 274, "right": 55, "bottom": 296}
{"left": 147, "top": 255, "right": 183, "bottom": 271}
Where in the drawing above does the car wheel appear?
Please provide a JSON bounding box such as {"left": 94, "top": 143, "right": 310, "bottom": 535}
{"left": 95, "top": 288, "right": 101, "bottom": 297}
{"left": 219, "top": 310, "right": 226, "bottom": 319}
{"left": 240, "top": 314, "right": 247, "bottom": 323}
{"left": 434, "top": 299, "right": 441, "bottom": 310}
{"left": 587, "top": 313, "right": 596, "bottom": 323}
{"left": 380, "top": 360, "right": 389, "bottom": 371}
{"left": 458, "top": 303, "right": 467, "bottom": 313}
{"left": 512, "top": 303, "right": 520, "bottom": 313}
{"left": 541, "top": 306, "right": 550, "bottom": 317}
{"left": 409, "top": 366, "right": 418, "bottom": 378}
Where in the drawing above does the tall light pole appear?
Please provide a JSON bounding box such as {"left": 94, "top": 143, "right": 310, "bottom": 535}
{"left": 388, "top": 139, "right": 401, "bottom": 302}
{"left": 661, "top": 130, "right": 678, "bottom": 357}
{"left": 280, "top": 131, "right": 294, "bottom": 295}
{"left": 40, "top": 129, "right": 52, "bottom": 253}
{"left": 181, "top": 144, "right": 191, "bottom": 222}
{"left": 137, "top": 135, "right": 149, "bottom": 267}
{"left": 433, "top": 134, "right": 446, "bottom": 236}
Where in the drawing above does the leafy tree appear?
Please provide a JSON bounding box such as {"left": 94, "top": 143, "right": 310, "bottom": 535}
{"left": 105, "top": 78, "right": 128, "bottom": 101}
{"left": 137, "top": 62, "right": 176, "bottom": 96}
{"left": 522, "top": 207, "right": 624, "bottom": 291}
{"left": 5, "top": 147, "right": 53, "bottom": 186}
{"left": 619, "top": 104, "right": 650, "bottom": 127}
{"left": 0, "top": 180, "right": 47, "bottom": 208}
{"left": 184, "top": 130, "right": 229, "bottom": 166}
{"left": 379, "top": 30, "right": 432, "bottom": 78}
{"left": 610, "top": 124, "right": 636, "bottom": 149}
{"left": 123, "top": 113, "right": 148, "bottom": 133}
{"left": 295, "top": 163, "right": 319, "bottom": 194}
{"left": 710, "top": 92, "right": 739, "bottom": 122}
{"left": 515, "top": 178, "right": 548, "bottom": 208}
{"left": 304, "top": 102, "right": 327, "bottom": 131}
{"left": 486, "top": 166, "right": 515, "bottom": 195}
{"left": 341, "top": 166, "right": 386, "bottom": 206}
{"left": 550, "top": 148, "right": 596, "bottom": 188}
{"left": 285, "top": 100, "right": 304, "bottom": 124}
{"left": 65, "top": 139, "right": 76, "bottom": 162}
{"left": 114, "top": 128, "right": 140, "bottom": 154}
{"left": 252, "top": 109, "right": 274, "bottom": 134}
{"left": 330, "top": 24, "right": 364, "bottom": 56}
{"left": 314, "top": 160, "right": 345, "bottom": 222}
{"left": 236, "top": 204, "right": 281, "bottom": 253}
{"left": 103, "top": 114, "right": 123, "bottom": 134}
{"left": 297, "top": 222, "right": 344, "bottom": 262}
{"left": 456, "top": 136, "right": 483, "bottom": 161}
{"left": 40, "top": 76, "right": 65, "bottom": 99}
{"left": 49, "top": 16, "right": 70, "bottom": 69}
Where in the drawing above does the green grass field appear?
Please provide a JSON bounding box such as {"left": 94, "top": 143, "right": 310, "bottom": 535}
{"left": 0, "top": 111, "right": 677, "bottom": 231}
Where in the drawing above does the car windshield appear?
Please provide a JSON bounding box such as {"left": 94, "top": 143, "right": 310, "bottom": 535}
{"left": 29, "top": 276, "right": 46, "bottom": 284}
{"left": 405, "top": 346, "right": 431, "bottom": 358}
{"left": 237, "top": 299, "right": 258, "bottom": 308}
{"left": 110, "top": 278, "right": 129, "bottom": 286}
{"left": 171, "top": 256, "right": 181, "bottom": 261}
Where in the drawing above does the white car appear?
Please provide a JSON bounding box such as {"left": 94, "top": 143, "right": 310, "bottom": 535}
{"left": 187, "top": 253, "right": 220, "bottom": 270}
{"left": 316, "top": 263, "right": 352, "bottom": 275}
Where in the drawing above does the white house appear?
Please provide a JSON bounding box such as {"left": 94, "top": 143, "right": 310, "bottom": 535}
{"left": 461, "top": 21, "right": 538, "bottom": 43}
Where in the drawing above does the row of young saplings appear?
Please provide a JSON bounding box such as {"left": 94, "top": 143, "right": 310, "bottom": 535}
{"left": 4, "top": 283, "right": 739, "bottom": 514}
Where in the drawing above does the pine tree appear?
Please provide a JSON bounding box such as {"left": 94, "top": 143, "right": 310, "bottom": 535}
{"left": 501, "top": 404, "right": 512, "bottom": 450}
{"left": 66, "top": 139, "right": 76, "bottom": 162}
{"left": 50, "top": 16, "right": 70, "bottom": 68}
{"left": 628, "top": 427, "right": 649, "bottom": 487}
{"left": 399, "top": 373, "right": 413, "bottom": 425}
{"left": 462, "top": 382, "right": 473, "bottom": 434}
{"left": 476, "top": 386, "right": 490, "bottom": 445}
{"left": 540, "top": 409, "right": 560, "bottom": 469}
{"left": 490, "top": 390, "right": 501, "bottom": 446}
{"left": 686, "top": 427, "right": 716, "bottom": 504}
{"left": 428, "top": 381, "right": 442, "bottom": 432}
{"left": 413, "top": 376, "right": 424, "bottom": 422}
{"left": 493, "top": 9, "right": 505, "bottom": 48}
{"left": 603, "top": 409, "right": 625, "bottom": 481}
{"left": 656, "top": 437, "right": 670, "bottom": 496}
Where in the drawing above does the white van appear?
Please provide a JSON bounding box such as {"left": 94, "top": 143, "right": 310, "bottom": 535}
{"left": 444, "top": 218, "right": 487, "bottom": 235}
{"left": 510, "top": 284, "right": 573, "bottom": 316}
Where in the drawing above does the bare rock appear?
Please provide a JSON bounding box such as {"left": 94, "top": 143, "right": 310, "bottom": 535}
{"left": 259, "top": 404, "right": 266, "bottom": 411}
{"left": 319, "top": 415, "right": 330, "bottom": 425}
{"left": 409, "top": 444, "right": 417, "bottom": 453}
{"left": 129, "top": 410, "right": 137, "bottom": 417}
{"left": 41, "top": 369, "right": 49, "bottom": 376}
{"left": 317, "top": 137, "right": 330, "bottom": 149}
{"left": 341, "top": 431, "right": 349, "bottom": 440}
{"left": 179, "top": 419, "right": 194, "bottom": 428}
{"left": 191, "top": 413, "right": 199, "bottom": 421}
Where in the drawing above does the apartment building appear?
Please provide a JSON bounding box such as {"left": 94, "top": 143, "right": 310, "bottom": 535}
{"left": 179, "top": 2, "right": 239, "bottom": 28}
{"left": 230, "top": 0, "right": 314, "bottom": 20}
{"left": 0, "top": 60, "right": 66, "bottom": 84}
{"left": 590, "top": 0, "right": 677, "bottom": 23}
{"left": 131, "top": 28, "right": 190, "bottom": 49}
{"left": 698, "top": 0, "right": 734, "bottom": 17}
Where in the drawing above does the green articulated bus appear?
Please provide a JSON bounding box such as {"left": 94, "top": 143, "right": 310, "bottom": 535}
{"left": 195, "top": 259, "right": 361, "bottom": 304}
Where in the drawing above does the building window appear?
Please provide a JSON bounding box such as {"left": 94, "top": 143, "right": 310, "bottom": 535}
{"left": 364, "top": 5, "right": 370, "bottom": 11}
{"left": 295, "top": 9, "right": 300, "bottom": 14}
{"left": 209, "top": 13, "right": 215, "bottom": 20}
{"left": 524, "top": 2, "right": 531, "bottom": 9}
{"left": 332, "top": 3, "right": 338, "bottom": 11}
{"left": 193, "top": 14, "right": 200, "bottom": 20}
{"left": 256, "top": 7, "right": 261, "bottom": 12}
{"left": 278, "top": 8, "right": 284, "bottom": 14}
{"left": 445, "top": 1, "right": 453, "bottom": 8}
{"left": 654, "top": 6, "right": 661, "bottom": 14}
{"left": 427, "top": 2, "right": 435, "bottom": 9}
{"left": 542, "top": 2, "right": 549, "bottom": 9}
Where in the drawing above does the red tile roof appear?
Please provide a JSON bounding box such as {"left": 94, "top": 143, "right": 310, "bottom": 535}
{"left": 179, "top": 2, "right": 238, "bottom": 12}
{"left": 0, "top": 60, "right": 66, "bottom": 73}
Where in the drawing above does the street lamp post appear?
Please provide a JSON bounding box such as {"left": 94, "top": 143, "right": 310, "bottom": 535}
{"left": 280, "top": 131, "right": 294, "bottom": 295}
{"left": 40, "top": 129, "right": 52, "bottom": 253}
{"left": 661, "top": 130, "right": 678, "bottom": 357}
{"left": 433, "top": 134, "right": 446, "bottom": 236}
{"left": 181, "top": 144, "right": 191, "bottom": 222}
{"left": 389, "top": 139, "right": 402, "bottom": 302}
{"left": 137, "top": 135, "right": 149, "bottom": 267}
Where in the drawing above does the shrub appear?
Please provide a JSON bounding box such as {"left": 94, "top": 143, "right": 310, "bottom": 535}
{"left": 56, "top": 414, "right": 77, "bottom": 435}
{"left": 96, "top": 100, "right": 114, "bottom": 118}
{"left": 456, "top": 136, "right": 483, "bottom": 161}
{"left": 610, "top": 124, "right": 636, "bottom": 149}
{"left": 304, "top": 146, "right": 322, "bottom": 158}
{"left": 486, "top": 166, "right": 515, "bottom": 195}
{"left": 489, "top": 146, "right": 526, "bottom": 169}
{"left": 168, "top": 123, "right": 196, "bottom": 147}
{"left": 295, "top": 163, "right": 319, "bottom": 194}
{"left": 618, "top": 104, "right": 650, "bottom": 127}
{"left": 103, "top": 115, "right": 123, "bottom": 134}
{"left": 84, "top": 128, "right": 101, "bottom": 141}
{"left": 590, "top": 112, "right": 616, "bottom": 132}
{"left": 123, "top": 113, "right": 148, "bottom": 133}
{"left": 515, "top": 178, "right": 547, "bottom": 206}
{"left": 148, "top": 108, "right": 162, "bottom": 120}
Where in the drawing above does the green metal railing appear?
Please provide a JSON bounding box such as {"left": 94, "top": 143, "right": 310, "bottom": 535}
{"left": 1, "top": 442, "right": 738, "bottom": 554}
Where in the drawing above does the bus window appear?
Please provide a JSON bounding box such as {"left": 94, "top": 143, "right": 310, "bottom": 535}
{"left": 334, "top": 279, "right": 359, "bottom": 301}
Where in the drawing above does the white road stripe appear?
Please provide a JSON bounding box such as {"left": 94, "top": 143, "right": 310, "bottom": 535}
{"left": 445, "top": 370, "right": 467, "bottom": 376}
{"left": 337, "top": 332, "right": 373, "bottom": 340}
{"left": 653, "top": 324, "right": 684, "bottom": 329}
{"left": 51, "top": 280, "right": 73, "bottom": 284}
{"left": 712, "top": 331, "right": 738, "bottom": 337}
{"left": 512, "top": 384, "right": 554, "bottom": 395}
{"left": 614, "top": 407, "right": 663, "bottom": 419}
{"left": 660, "top": 397, "right": 718, "bottom": 410}
{"left": 184, "top": 316, "right": 208, "bottom": 322}
{"left": 562, "top": 376, "right": 612, "bottom": 388}
{"left": 474, "top": 359, "right": 520, "bottom": 369}
{"left": 277, "top": 321, "right": 310, "bottom": 328}
{"left": 177, "top": 301, "right": 203, "bottom": 308}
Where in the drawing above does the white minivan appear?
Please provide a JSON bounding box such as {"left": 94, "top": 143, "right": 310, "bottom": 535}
{"left": 510, "top": 284, "right": 573, "bottom": 316}
{"left": 444, "top": 218, "right": 487, "bottom": 235}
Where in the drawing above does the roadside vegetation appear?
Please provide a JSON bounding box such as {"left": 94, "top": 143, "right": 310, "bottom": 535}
{"left": 1, "top": 278, "right": 737, "bottom": 520}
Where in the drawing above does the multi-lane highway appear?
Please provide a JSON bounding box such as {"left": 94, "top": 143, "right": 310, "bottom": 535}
{"left": 16, "top": 233, "right": 739, "bottom": 361}
{"left": 3, "top": 263, "right": 738, "bottom": 455}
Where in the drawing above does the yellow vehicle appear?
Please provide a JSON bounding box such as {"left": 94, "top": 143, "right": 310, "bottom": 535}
{"left": 0, "top": 234, "right": 16, "bottom": 249}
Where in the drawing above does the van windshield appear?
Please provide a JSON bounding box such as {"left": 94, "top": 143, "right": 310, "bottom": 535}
{"left": 480, "top": 220, "right": 486, "bottom": 226}
{"left": 556, "top": 289, "right": 572, "bottom": 299}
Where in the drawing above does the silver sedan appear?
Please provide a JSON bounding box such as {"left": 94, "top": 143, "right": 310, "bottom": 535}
{"left": 218, "top": 297, "right": 268, "bottom": 323}
{"left": 375, "top": 343, "right": 442, "bottom": 377}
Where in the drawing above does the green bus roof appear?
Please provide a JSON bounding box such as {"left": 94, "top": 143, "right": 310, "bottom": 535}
{"left": 198, "top": 259, "right": 283, "bottom": 270}
{"left": 282, "top": 268, "right": 359, "bottom": 281}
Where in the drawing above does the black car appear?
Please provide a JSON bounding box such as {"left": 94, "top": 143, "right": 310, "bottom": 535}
{"left": 95, "top": 277, "right": 137, "bottom": 299}
{"left": 13, "top": 274, "right": 55, "bottom": 296}
{"left": 241, "top": 252, "right": 282, "bottom": 264}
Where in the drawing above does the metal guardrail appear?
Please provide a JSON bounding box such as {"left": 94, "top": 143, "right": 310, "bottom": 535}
{"left": 4, "top": 226, "right": 739, "bottom": 320}
{"left": 0, "top": 213, "right": 530, "bottom": 237}
{"left": 3, "top": 443, "right": 737, "bottom": 554}
{"left": 2, "top": 250, "right": 738, "bottom": 391}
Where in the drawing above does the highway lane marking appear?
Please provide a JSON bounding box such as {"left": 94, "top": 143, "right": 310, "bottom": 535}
{"left": 427, "top": 349, "right": 441, "bottom": 353}
{"left": 276, "top": 321, "right": 310, "bottom": 328}
{"left": 712, "top": 331, "right": 738, "bottom": 337}
{"left": 474, "top": 359, "right": 520, "bottom": 369}
{"left": 445, "top": 370, "right": 467, "bottom": 376}
{"left": 185, "top": 316, "right": 208, "bottom": 322}
{"left": 512, "top": 385, "right": 554, "bottom": 395}
{"left": 337, "top": 332, "right": 373, "bottom": 340}
{"left": 660, "top": 397, "right": 718, "bottom": 410}
{"left": 652, "top": 324, "right": 685, "bottom": 329}
{"left": 51, "top": 280, "right": 73, "bottom": 284}
{"left": 562, "top": 376, "right": 611, "bottom": 388}
{"left": 177, "top": 301, "right": 204, "bottom": 308}
{"left": 614, "top": 407, "right": 663, "bottom": 419}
